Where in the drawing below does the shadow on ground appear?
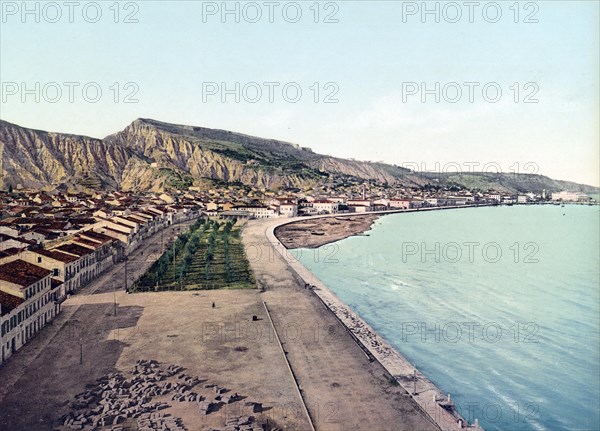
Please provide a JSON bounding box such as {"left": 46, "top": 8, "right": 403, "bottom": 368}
{"left": 0, "top": 303, "right": 143, "bottom": 431}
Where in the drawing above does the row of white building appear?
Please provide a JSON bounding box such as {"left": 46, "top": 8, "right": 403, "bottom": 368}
{"left": 230, "top": 195, "right": 484, "bottom": 219}
{"left": 223, "top": 191, "right": 595, "bottom": 220}
{"left": 551, "top": 191, "right": 592, "bottom": 202}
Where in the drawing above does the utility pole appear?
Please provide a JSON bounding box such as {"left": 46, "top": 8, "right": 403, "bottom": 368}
{"left": 413, "top": 369, "right": 417, "bottom": 395}
{"left": 173, "top": 238, "right": 176, "bottom": 268}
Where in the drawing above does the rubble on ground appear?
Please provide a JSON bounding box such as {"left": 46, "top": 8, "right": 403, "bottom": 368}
{"left": 58, "top": 360, "right": 270, "bottom": 431}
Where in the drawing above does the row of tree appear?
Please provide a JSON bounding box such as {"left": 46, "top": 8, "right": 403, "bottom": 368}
{"left": 131, "top": 218, "right": 250, "bottom": 292}
{"left": 133, "top": 218, "right": 207, "bottom": 290}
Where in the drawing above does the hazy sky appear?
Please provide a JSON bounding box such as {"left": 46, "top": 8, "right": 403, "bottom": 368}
{"left": 1, "top": 1, "right": 598, "bottom": 186}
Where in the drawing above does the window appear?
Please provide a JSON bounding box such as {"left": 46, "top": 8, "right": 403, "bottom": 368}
{"left": 53, "top": 268, "right": 59, "bottom": 277}
{"left": 37, "top": 257, "right": 42, "bottom": 263}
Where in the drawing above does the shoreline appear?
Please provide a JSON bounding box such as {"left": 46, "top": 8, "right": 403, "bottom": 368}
{"left": 275, "top": 204, "right": 492, "bottom": 249}
{"left": 242, "top": 219, "right": 441, "bottom": 430}
{"left": 265, "top": 205, "right": 488, "bottom": 431}
{"left": 275, "top": 214, "right": 380, "bottom": 249}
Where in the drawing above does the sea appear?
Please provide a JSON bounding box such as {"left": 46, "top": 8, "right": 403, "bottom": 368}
{"left": 295, "top": 205, "right": 600, "bottom": 431}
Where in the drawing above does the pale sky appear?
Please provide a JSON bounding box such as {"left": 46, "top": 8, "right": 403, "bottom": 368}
{"left": 1, "top": 1, "right": 598, "bottom": 186}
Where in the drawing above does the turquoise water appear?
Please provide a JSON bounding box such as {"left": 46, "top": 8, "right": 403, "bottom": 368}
{"left": 296, "top": 205, "right": 600, "bottom": 431}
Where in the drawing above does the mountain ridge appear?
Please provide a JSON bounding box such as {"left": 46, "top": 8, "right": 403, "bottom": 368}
{"left": 1, "top": 118, "right": 597, "bottom": 194}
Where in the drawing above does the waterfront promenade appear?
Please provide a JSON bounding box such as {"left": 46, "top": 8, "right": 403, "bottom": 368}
{"left": 242, "top": 219, "right": 440, "bottom": 431}
{"left": 254, "top": 206, "right": 487, "bottom": 431}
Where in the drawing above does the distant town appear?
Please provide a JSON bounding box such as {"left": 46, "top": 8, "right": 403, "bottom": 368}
{"left": 0, "top": 183, "right": 596, "bottom": 365}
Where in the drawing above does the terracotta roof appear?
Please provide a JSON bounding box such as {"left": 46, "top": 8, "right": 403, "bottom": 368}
{"left": 98, "top": 227, "right": 128, "bottom": 236}
{"left": 138, "top": 210, "right": 158, "bottom": 217}
{"left": 79, "top": 231, "right": 114, "bottom": 244}
{"left": 55, "top": 243, "right": 94, "bottom": 257}
{"left": 0, "top": 259, "right": 51, "bottom": 287}
{"left": 0, "top": 247, "right": 23, "bottom": 259}
{"left": 98, "top": 219, "right": 133, "bottom": 230}
{"left": 0, "top": 233, "right": 32, "bottom": 244}
{"left": 34, "top": 249, "right": 79, "bottom": 263}
{"left": 0, "top": 290, "right": 25, "bottom": 316}
{"left": 120, "top": 216, "right": 144, "bottom": 224}
{"left": 73, "top": 239, "right": 101, "bottom": 249}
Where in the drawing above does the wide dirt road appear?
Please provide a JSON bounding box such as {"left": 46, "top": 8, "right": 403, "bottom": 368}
{"left": 242, "top": 219, "right": 438, "bottom": 431}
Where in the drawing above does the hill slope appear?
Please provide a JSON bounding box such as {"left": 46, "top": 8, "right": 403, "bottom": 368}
{"left": 0, "top": 118, "right": 597, "bottom": 194}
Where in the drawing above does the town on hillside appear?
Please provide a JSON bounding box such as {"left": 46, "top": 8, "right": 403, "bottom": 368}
{"left": 0, "top": 183, "right": 595, "bottom": 365}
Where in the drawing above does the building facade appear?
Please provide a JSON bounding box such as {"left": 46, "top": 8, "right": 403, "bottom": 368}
{"left": 0, "top": 260, "right": 56, "bottom": 366}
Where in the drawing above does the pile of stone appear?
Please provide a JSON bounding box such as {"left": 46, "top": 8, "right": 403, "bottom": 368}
{"left": 60, "top": 360, "right": 269, "bottom": 431}
{"left": 60, "top": 414, "right": 93, "bottom": 430}
{"left": 137, "top": 412, "right": 186, "bottom": 431}
{"left": 219, "top": 393, "right": 241, "bottom": 404}
{"left": 198, "top": 400, "right": 216, "bottom": 415}
{"left": 59, "top": 362, "right": 184, "bottom": 430}
{"left": 223, "top": 415, "right": 262, "bottom": 431}
{"left": 244, "top": 401, "right": 263, "bottom": 413}
{"left": 171, "top": 390, "right": 201, "bottom": 402}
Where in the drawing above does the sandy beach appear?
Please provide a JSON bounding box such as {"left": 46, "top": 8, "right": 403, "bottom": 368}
{"left": 275, "top": 215, "right": 380, "bottom": 249}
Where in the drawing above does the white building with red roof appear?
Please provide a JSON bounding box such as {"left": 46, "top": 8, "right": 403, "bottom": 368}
{"left": 0, "top": 259, "right": 57, "bottom": 366}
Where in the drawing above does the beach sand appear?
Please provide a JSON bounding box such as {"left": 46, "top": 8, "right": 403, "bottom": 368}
{"left": 275, "top": 215, "right": 379, "bottom": 249}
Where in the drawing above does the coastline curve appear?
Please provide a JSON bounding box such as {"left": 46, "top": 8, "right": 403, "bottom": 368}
{"left": 260, "top": 206, "right": 488, "bottom": 431}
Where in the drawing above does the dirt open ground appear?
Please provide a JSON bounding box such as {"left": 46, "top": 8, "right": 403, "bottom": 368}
{"left": 0, "top": 218, "right": 437, "bottom": 431}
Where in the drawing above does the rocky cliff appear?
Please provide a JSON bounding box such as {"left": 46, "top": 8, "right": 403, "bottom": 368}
{"left": 0, "top": 118, "right": 597, "bottom": 194}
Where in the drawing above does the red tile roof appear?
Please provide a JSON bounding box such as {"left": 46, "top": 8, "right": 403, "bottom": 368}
{"left": 72, "top": 239, "right": 101, "bottom": 249}
{"left": 0, "top": 259, "right": 51, "bottom": 287}
{"left": 0, "top": 247, "right": 23, "bottom": 259}
{"left": 33, "top": 249, "right": 79, "bottom": 263}
{"left": 55, "top": 243, "right": 94, "bottom": 257}
{"left": 0, "top": 233, "right": 32, "bottom": 244}
{"left": 0, "top": 290, "right": 24, "bottom": 316}
{"left": 79, "top": 231, "right": 114, "bottom": 244}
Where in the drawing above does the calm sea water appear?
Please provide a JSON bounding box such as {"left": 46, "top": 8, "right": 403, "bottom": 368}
{"left": 296, "top": 205, "right": 600, "bottom": 431}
